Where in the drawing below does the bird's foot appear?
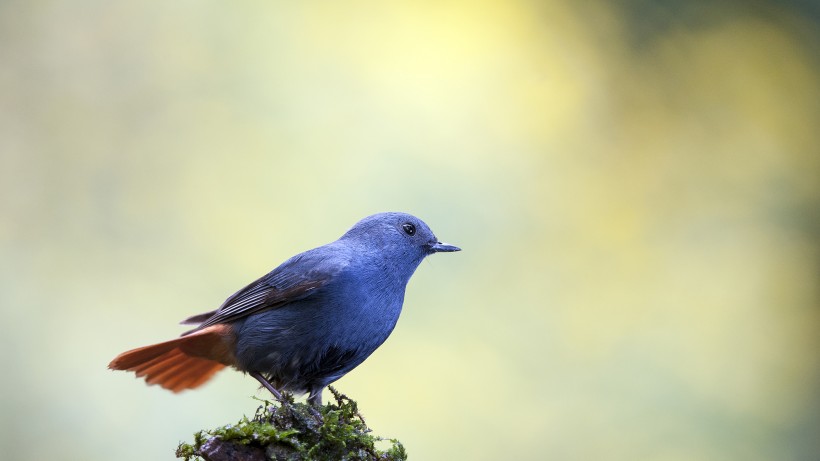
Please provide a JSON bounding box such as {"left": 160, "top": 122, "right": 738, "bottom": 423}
{"left": 307, "top": 404, "right": 323, "bottom": 423}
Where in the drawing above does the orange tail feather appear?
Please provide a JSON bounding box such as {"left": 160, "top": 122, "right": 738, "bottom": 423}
{"left": 109, "top": 324, "right": 236, "bottom": 393}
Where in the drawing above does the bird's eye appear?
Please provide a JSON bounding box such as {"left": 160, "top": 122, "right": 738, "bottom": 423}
{"left": 402, "top": 223, "right": 416, "bottom": 236}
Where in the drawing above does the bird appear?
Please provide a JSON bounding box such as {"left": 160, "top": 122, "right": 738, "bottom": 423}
{"left": 108, "top": 212, "right": 460, "bottom": 406}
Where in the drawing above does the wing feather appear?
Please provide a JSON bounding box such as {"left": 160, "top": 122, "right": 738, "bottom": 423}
{"left": 181, "top": 249, "right": 346, "bottom": 335}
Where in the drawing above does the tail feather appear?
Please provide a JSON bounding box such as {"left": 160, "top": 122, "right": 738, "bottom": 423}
{"left": 133, "top": 351, "right": 183, "bottom": 377}
{"left": 163, "top": 360, "right": 224, "bottom": 391}
{"left": 142, "top": 352, "right": 190, "bottom": 382}
{"left": 109, "top": 324, "right": 236, "bottom": 393}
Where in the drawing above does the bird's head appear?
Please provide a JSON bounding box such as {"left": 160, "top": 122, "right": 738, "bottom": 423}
{"left": 340, "top": 212, "right": 460, "bottom": 270}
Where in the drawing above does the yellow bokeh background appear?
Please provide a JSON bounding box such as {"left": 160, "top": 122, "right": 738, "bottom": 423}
{"left": 1, "top": 1, "right": 818, "bottom": 460}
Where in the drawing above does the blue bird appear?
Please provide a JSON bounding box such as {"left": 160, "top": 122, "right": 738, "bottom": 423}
{"left": 109, "top": 212, "right": 459, "bottom": 405}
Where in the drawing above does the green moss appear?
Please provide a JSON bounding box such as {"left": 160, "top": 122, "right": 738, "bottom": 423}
{"left": 176, "top": 387, "right": 406, "bottom": 461}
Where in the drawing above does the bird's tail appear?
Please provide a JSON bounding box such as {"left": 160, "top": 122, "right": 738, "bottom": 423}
{"left": 108, "top": 324, "right": 236, "bottom": 393}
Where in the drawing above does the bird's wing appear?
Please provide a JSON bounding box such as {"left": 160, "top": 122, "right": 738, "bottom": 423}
{"left": 181, "top": 249, "right": 347, "bottom": 335}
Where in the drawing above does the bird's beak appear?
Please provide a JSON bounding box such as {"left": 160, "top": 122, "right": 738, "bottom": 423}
{"left": 428, "top": 241, "right": 461, "bottom": 253}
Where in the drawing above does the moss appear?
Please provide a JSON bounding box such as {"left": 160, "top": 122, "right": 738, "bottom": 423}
{"left": 176, "top": 387, "right": 406, "bottom": 461}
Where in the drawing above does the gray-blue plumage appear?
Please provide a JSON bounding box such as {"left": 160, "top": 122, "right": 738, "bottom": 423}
{"left": 182, "top": 212, "right": 459, "bottom": 405}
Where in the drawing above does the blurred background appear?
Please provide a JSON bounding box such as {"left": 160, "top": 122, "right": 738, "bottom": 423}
{"left": 1, "top": 0, "right": 818, "bottom": 460}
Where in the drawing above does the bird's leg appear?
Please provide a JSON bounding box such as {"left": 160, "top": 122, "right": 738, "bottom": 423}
{"left": 305, "top": 386, "right": 325, "bottom": 421}
{"left": 250, "top": 371, "right": 287, "bottom": 403}
{"left": 307, "top": 390, "right": 322, "bottom": 407}
{"left": 250, "top": 371, "right": 323, "bottom": 423}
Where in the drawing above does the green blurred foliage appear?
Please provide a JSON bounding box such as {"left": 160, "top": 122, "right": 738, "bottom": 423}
{"left": 1, "top": 1, "right": 818, "bottom": 460}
